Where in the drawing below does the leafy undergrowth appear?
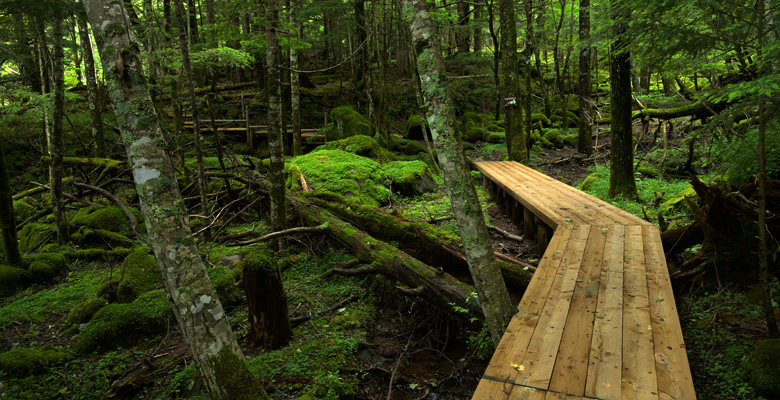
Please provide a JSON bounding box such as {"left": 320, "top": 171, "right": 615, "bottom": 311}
{"left": 678, "top": 288, "right": 770, "bottom": 400}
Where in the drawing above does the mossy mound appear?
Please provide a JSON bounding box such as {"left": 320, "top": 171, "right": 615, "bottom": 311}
{"left": 404, "top": 114, "right": 430, "bottom": 140}
{"left": 314, "top": 135, "right": 386, "bottom": 161}
{"left": 550, "top": 111, "right": 579, "bottom": 128}
{"left": 405, "top": 140, "right": 427, "bottom": 155}
{"left": 207, "top": 265, "right": 243, "bottom": 307}
{"left": 289, "top": 150, "right": 390, "bottom": 207}
{"left": 326, "top": 106, "right": 370, "bottom": 141}
{"left": 13, "top": 200, "right": 36, "bottom": 223}
{"left": 530, "top": 113, "right": 551, "bottom": 127}
{"left": 464, "top": 127, "right": 484, "bottom": 143}
{"left": 73, "top": 289, "right": 171, "bottom": 354}
{"left": 485, "top": 132, "right": 506, "bottom": 144}
{"left": 27, "top": 252, "right": 67, "bottom": 282}
{"left": 580, "top": 174, "right": 600, "bottom": 191}
{"left": 0, "top": 346, "right": 72, "bottom": 377}
{"left": 67, "top": 297, "right": 109, "bottom": 324}
{"left": 542, "top": 129, "right": 563, "bottom": 148}
{"left": 330, "top": 309, "right": 373, "bottom": 330}
{"left": 551, "top": 94, "right": 579, "bottom": 113}
{"left": 19, "top": 223, "right": 55, "bottom": 253}
{"left": 97, "top": 249, "right": 159, "bottom": 303}
{"left": 383, "top": 161, "right": 438, "bottom": 196}
{"left": 563, "top": 134, "right": 578, "bottom": 148}
{"left": 71, "top": 227, "right": 135, "bottom": 248}
{"left": 0, "top": 265, "right": 29, "bottom": 297}
{"left": 746, "top": 339, "right": 780, "bottom": 397}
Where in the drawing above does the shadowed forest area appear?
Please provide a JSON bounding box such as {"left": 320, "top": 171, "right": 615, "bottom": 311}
{"left": 0, "top": 0, "right": 779, "bottom": 399}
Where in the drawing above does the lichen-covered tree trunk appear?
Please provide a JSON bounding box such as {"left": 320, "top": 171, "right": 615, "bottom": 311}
{"left": 265, "top": 0, "right": 288, "bottom": 250}
{"left": 403, "top": 0, "right": 514, "bottom": 345}
{"left": 577, "top": 0, "right": 593, "bottom": 156}
{"left": 174, "top": 0, "right": 209, "bottom": 221}
{"left": 499, "top": 0, "right": 527, "bottom": 163}
{"left": 0, "top": 142, "right": 21, "bottom": 266}
{"left": 290, "top": 2, "right": 302, "bottom": 157}
{"left": 50, "top": 17, "right": 69, "bottom": 243}
{"left": 81, "top": 1, "right": 269, "bottom": 398}
{"left": 607, "top": 0, "right": 637, "bottom": 199}
{"left": 78, "top": 14, "right": 105, "bottom": 156}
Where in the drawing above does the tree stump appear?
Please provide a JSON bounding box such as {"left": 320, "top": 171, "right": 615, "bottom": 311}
{"left": 242, "top": 249, "right": 291, "bottom": 349}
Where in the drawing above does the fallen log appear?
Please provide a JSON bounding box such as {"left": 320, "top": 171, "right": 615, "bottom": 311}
{"left": 40, "top": 156, "right": 128, "bottom": 170}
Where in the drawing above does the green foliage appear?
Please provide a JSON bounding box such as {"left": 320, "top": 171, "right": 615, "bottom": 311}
{"left": 0, "top": 347, "right": 72, "bottom": 377}
{"left": 73, "top": 289, "right": 171, "bottom": 354}
{"left": 190, "top": 47, "right": 254, "bottom": 70}
{"left": 714, "top": 126, "right": 780, "bottom": 185}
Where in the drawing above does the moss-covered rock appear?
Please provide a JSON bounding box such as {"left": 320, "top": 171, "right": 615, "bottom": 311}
{"left": 327, "top": 106, "right": 370, "bottom": 141}
{"left": 464, "top": 127, "right": 484, "bottom": 143}
{"left": 404, "top": 114, "right": 430, "bottom": 140}
{"left": 289, "top": 150, "right": 390, "bottom": 207}
{"left": 13, "top": 200, "right": 36, "bottom": 223}
{"left": 530, "top": 113, "right": 551, "bottom": 127}
{"left": 746, "top": 339, "right": 780, "bottom": 397}
{"left": 73, "top": 289, "right": 171, "bottom": 354}
{"left": 405, "top": 140, "right": 427, "bottom": 155}
{"left": 580, "top": 174, "right": 600, "bottom": 191}
{"left": 19, "top": 223, "right": 55, "bottom": 253}
{"left": 207, "top": 265, "right": 243, "bottom": 307}
{"left": 314, "top": 135, "right": 386, "bottom": 161}
{"left": 542, "top": 129, "right": 563, "bottom": 147}
{"left": 101, "top": 249, "right": 160, "bottom": 303}
{"left": 67, "top": 297, "right": 109, "bottom": 324}
{"left": 383, "top": 161, "right": 438, "bottom": 196}
{"left": 70, "top": 205, "right": 132, "bottom": 234}
{"left": 563, "top": 134, "right": 578, "bottom": 148}
{"left": 485, "top": 132, "right": 507, "bottom": 144}
{"left": 71, "top": 227, "right": 135, "bottom": 248}
{"left": 0, "top": 346, "right": 72, "bottom": 377}
{"left": 0, "top": 265, "right": 29, "bottom": 297}
{"left": 551, "top": 94, "right": 579, "bottom": 112}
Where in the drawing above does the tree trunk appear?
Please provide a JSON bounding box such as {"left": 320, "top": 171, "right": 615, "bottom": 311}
{"left": 577, "top": 0, "right": 593, "bottom": 155}
{"left": 403, "top": 0, "right": 514, "bottom": 345}
{"left": 243, "top": 252, "right": 291, "bottom": 348}
{"left": 50, "top": 17, "right": 69, "bottom": 243}
{"left": 174, "top": 0, "right": 210, "bottom": 223}
{"left": 473, "top": 4, "right": 482, "bottom": 53}
{"left": 290, "top": 2, "right": 302, "bottom": 157}
{"left": 0, "top": 142, "right": 21, "bottom": 267}
{"left": 265, "top": 0, "right": 288, "bottom": 250}
{"left": 500, "top": 0, "right": 526, "bottom": 163}
{"left": 353, "top": 0, "right": 368, "bottom": 85}
{"left": 78, "top": 15, "right": 105, "bottom": 156}
{"left": 457, "top": 1, "right": 470, "bottom": 54}
{"left": 608, "top": 1, "right": 637, "bottom": 199}
{"left": 523, "top": 0, "right": 534, "bottom": 150}
{"left": 186, "top": 0, "right": 199, "bottom": 43}
{"left": 81, "top": 1, "right": 269, "bottom": 398}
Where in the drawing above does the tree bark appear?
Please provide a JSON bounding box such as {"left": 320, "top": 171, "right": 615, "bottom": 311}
{"left": 50, "top": 17, "right": 69, "bottom": 243}
{"left": 608, "top": 0, "right": 637, "bottom": 199}
{"left": 78, "top": 14, "right": 105, "bottom": 156}
{"left": 174, "top": 0, "right": 210, "bottom": 223}
{"left": 243, "top": 252, "right": 291, "bottom": 348}
{"left": 81, "top": 1, "right": 269, "bottom": 398}
{"left": 577, "top": 0, "right": 593, "bottom": 155}
{"left": 456, "top": 1, "right": 470, "bottom": 54}
{"left": 500, "top": 0, "right": 527, "bottom": 163}
{"left": 403, "top": 0, "right": 514, "bottom": 345}
{"left": 290, "top": 2, "right": 302, "bottom": 157}
{"left": 0, "top": 142, "right": 21, "bottom": 267}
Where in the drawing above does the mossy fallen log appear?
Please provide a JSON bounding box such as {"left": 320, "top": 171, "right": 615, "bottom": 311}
{"left": 40, "top": 156, "right": 128, "bottom": 170}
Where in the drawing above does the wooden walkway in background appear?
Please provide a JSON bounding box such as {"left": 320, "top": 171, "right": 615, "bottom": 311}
{"left": 472, "top": 161, "right": 696, "bottom": 400}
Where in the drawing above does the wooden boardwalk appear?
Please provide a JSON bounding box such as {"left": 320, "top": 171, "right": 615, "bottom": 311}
{"left": 472, "top": 161, "right": 696, "bottom": 400}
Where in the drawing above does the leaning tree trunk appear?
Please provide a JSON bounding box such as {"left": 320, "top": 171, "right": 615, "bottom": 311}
{"left": 50, "top": 17, "right": 69, "bottom": 243}
{"left": 0, "top": 142, "right": 21, "bottom": 266}
{"left": 81, "top": 1, "right": 269, "bottom": 398}
{"left": 78, "top": 14, "right": 105, "bottom": 156}
{"left": 607, "top": 0, "right": 637, "bottom": 199}
{"left": 403, "top": 0, "right": 514, "bottom": 345}
{"left": 500, "top": 0, "right": 527, "bottom": 163}
{"left": 577, "top": 0, "right": 593, "bottom": 155}
{"left": 265, "top": 0, "right": 288, "bottom": 250}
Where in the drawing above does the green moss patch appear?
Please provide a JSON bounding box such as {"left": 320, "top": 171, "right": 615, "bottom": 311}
{"left": 73, "top": 289, "right": 171, "bottom": 354}
{"left": 97, "top": 248, "right": 159, "bottom": 303}
{"left": 0, "top": 266, "right": 29, "bottom": 297}
{"left": 464, "top": 126, "right": 484, "bottom": 143}
{"left": 383, "top": 161, "right": 438, "bottom": 196}
{"left": 27, "top": 253, "right": 67, "bottom": 283}
{"left": 18, "top": 223, "right": 55, "bottom": 253}
{"left": 0, "top": 347, "right": 72, "bottom": 377}
{"left": 404, "top": 114, "right": 431, "bottom": 140}
{"left": 326, "top": 106, "right": 370, "bottom": 141}
{"left": 289, "top": 150, "right": 390, "bottom": 207}
{"left": 207, "top": 264, "right": 243, "bottom": 307}
{"left": 13, "top": 200, "right": 36, "bottom": 223}
{"left": 542, "top": 129, "right": 563, "bottom": 148}
{"left": 71, "top": 227, "right": 135, "bottom": 248}
{"left": 314, "top": 135, "right": 386, "bottom": 161}
{"left": 67, "top": 297, "right": 108, "bottom": 325}
{"left": 746, "top": 338, "right": 780, "bottom": 397}
{"left": 485, "top": 132, "right": 506, "bottom": 144}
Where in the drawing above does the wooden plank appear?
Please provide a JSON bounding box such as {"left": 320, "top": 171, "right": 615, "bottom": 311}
{"left": 544, "top": 392, "right": 583, "bottom": 400}
{"left": 483, "top": 226, "right": 575, "bottom": 382}
{"left": 621, "top": 225, "right": 658, "bottom": 400}
{"left": 585, "top": 225, "right": 625, "bottom": 400}
{"left": 548, "top": 226, "right": 608, "bottom": 396}
{"left": 518, "top": 226, "right": 590, "bottom": 390}
{"left": 642, "top": 225, "right": 697, "bottom": 400}
{"left": 473, "top": 380, "right": 548, "bottom": 400}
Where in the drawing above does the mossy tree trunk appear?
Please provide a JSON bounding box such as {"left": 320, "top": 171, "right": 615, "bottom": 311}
{"left": 81, "top": 1, "right": 269, "bottom": 398}
{"left": 0, "top": 142, "right": 21, "bottom": 267}
{"left": 607, "top": 0, "right": 637, "bottom": 199}
{"left": 174, "top": 0, "right": 209, "bottom": 222}
{"left": 50, "top": 16, "right": 69, "bottom": 244}
{"left": 523, "top": 0, "right": 535, "bottom": 150}
{"left": 265, "top": 0, "right": 288, "bottom": 250}
{"left": 577, "top": 0, "right": 593, "bottom": 155}
{"left": 403, "top": 0, "right": 514, "bottom": 345}
{"left": 500, "top": 0, "right": 527, "bottom": 163}
{"left": 78, "top": 14, "right": 105, "bottom": 156}
{"left": 290, "top": 1, "right": 303, "bottom": 157}
{"left": 243, "top": 252, "right": 291, "bottom": 348}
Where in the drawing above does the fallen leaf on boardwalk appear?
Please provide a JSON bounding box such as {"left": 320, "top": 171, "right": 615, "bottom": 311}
{"left": 510, "top": 362, "right": 525, "bottom": 371}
